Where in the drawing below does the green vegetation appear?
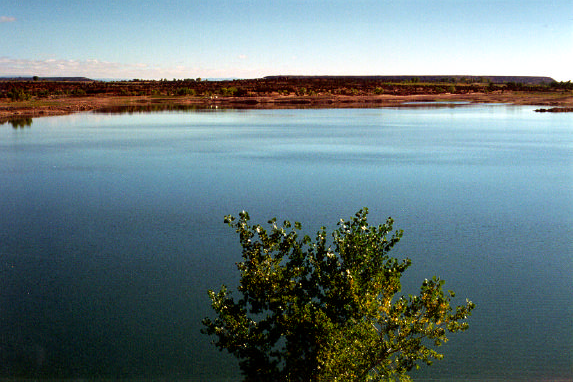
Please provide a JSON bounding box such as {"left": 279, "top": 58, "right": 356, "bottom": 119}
{"left": 1, "top": 76, "right": 570, "bottom": 102}
{"left": 176, "top": 87, "right": 197, "bottom": 96}
{"left": 7, "top": 88, "right": 32, "bottom": 101}
{"left": 551, "top": 80, "right": 573, "bottom": 90}
{"left": 203, "top": 208, "right": 475, "bottom": 381}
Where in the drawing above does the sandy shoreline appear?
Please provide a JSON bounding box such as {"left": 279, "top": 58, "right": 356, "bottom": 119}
{"left": 2, "top": 91, "right": 573, "bottom": 124}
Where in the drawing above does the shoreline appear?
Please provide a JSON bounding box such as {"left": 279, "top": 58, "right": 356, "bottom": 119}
{"left": 2, "top": 91, "right": 573, "bottom": 124}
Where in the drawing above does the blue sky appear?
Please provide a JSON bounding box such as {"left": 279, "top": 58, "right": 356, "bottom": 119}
{"left": 1, "top": 0, "right": 572, "bottom": 80}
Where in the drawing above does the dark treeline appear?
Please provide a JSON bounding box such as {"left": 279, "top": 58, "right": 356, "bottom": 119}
{"left": 1, "top": 76, "right": 571, "bottom": 101}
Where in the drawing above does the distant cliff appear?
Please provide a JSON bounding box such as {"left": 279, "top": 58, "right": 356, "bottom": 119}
{"left": 264, "top": 75, "right": 556, "bottom": 85}
{"left": 0, "top": 76, "right": 93, "bottom": 82}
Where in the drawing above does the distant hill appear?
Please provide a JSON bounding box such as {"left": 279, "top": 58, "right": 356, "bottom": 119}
{"left": 264, "top": 75, "right": 556, "bottom": 85}
{"left": 0, "top": 76, "right": 93, "bottom": 82}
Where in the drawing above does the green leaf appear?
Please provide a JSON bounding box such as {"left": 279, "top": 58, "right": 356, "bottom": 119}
{"left": 202, "top": 208, "right": 475, "bottom": 381}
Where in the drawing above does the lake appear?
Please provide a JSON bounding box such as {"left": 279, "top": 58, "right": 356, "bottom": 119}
{"left": 1, "top": 105, "right": 571, "bottom": 381}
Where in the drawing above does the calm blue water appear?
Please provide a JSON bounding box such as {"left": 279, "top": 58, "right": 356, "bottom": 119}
{"left": 1, "top": 105, "right": 571, "bottom": 381}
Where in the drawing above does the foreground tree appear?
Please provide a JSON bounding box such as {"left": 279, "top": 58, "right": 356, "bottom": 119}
{"left": 202, "top": 208, "right": 475, "bottom": 381}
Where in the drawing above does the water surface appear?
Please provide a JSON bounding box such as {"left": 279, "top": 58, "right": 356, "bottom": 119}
{"left": 1, "top": 105, "right": 571, "bottom": 381}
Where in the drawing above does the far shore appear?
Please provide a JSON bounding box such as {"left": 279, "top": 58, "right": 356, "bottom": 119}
{"left": 2, "top": 91, "right": 573, "bottom": 124}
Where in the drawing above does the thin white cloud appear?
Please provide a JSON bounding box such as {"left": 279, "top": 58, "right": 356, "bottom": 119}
{"left": 0, "top": 16, "right": 16, "bottom": 23}
{"left": 0, "top": 57, "right": 265, "bottom": 79}
{"left": 1, "top": 56, "right": 569, "bottom": 81}
{"left": 0, "top": 57, "right": 134, "bottom": 78}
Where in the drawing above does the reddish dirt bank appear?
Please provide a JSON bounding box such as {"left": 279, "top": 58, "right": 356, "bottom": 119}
{"left": 2, "top": 91, "right": 572, "bottom": 124}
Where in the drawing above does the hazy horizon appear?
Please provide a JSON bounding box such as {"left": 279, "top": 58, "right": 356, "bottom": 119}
{"left": 0, "top": 74, "right": 561, "bottom": 82}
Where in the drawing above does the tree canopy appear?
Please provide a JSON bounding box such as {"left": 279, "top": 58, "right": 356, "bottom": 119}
{"left": 202, "top": 208, "right": 475, "bottom": 381}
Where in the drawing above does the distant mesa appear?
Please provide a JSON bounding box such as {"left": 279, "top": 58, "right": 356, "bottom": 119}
{"left": 263, "top": 75, "right": 556, "bottom": 85}
{"left": 0, "top": 75, "right": 558, "bottom": 84}
{"left": 0, "top": 76, "right": 93, "bottom": 82}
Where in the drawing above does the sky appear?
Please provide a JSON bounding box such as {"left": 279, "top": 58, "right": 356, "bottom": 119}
{"left": 1, "top": 0, "right": 572, "bottom": 81}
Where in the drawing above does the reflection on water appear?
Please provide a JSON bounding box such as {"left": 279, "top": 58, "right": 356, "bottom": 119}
{"left": 93, "top": 103, "right": 220, "bottom": 114}
{"left": 93, "top": 101, "right": 483, "bottom": 115}
{"left": 1, "top": 117, "right": 33, "bottom": 128}
{"left": 399, "top": 101, "right": 473, "bottom": 107}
